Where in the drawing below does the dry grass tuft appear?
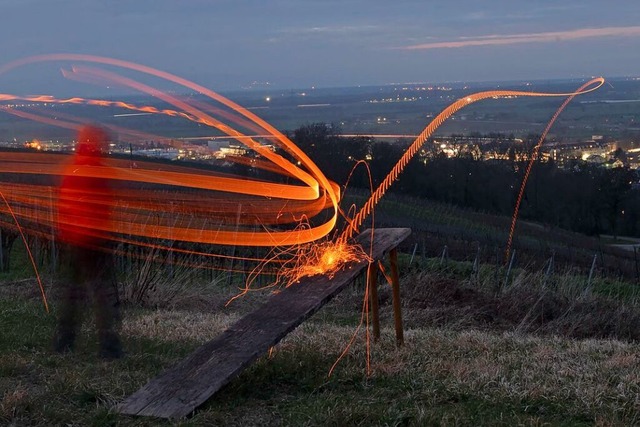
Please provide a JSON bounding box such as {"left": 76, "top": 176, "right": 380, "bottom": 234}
{"left": 399, "top": 270, "right": 640, "bottom": 341}
{"left": 123, "top": 309, "right": 239, "bottom": 342}
{"left": 1, "top": 384, "right": 30, "bottom": 422}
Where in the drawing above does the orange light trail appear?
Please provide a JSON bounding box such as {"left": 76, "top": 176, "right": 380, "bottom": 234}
{"left": 504, "top": 79, "right": 602, "bottom": 263}
{"left": 0, "top": 55, "right": 605, "bottom": 299}
{"left": 0, "top": 55, "right": 341, "bottom": 250}
{"left": 340, "top": 78, "right": 605, "bottom": 242}
{"left": 0, "top": 54, "right": 341, "bottom": 231}
{"left": 0, "top": 189, "right": 49, "bottom": 312}
{"left": 0, "top": 154, "right": 339, "bottom": 246}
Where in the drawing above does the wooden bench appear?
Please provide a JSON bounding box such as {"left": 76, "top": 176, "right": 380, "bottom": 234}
{"left": 117, "top": 227, "right": 411, "bottom": 419}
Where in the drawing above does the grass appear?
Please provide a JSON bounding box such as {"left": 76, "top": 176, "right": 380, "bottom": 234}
{"left": 396, "top": 252, "right": 640, "bottom": 303}
{"left": 2, "top": 258, "right": 640, "bottom": 426}
{"left": 344, "top": 189, "right": 640, "bottom": 283}
{"left": 0, "top": 238, "right": 43, "bottom": 283}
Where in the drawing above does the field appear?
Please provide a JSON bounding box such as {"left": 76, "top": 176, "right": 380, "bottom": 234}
{"left": 2, "top": 195, "right": 640, "bottom": 426}
{"left": 344, "top": 189, "right": 640, "bottom": 284}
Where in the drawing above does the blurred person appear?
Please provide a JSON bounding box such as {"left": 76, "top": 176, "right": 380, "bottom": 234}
{"left": 52, "top": 125, "right": 123, "bottom": 359}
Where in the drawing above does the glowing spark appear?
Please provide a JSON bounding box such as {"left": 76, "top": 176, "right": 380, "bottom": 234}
{"left": 283, "top": 240, "right": 370, "bottom": 286}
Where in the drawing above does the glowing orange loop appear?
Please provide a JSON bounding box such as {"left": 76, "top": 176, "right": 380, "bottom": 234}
{"left": 0, "top": 54, "right": 340, "bottom": 215}
{"left": 0, "top": 55, "right": 342, "bottom": 247}
{"left": 341, "top": 78, "right": 605, "bottom": 242}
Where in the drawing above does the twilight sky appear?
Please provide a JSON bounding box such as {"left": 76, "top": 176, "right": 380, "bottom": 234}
{"left": 2, "top": 0, "right": 640, "bottom": 93}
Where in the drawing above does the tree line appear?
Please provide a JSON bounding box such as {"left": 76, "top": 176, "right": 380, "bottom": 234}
{"left": 289, "top": 123, "right": 640, "bottom": 239}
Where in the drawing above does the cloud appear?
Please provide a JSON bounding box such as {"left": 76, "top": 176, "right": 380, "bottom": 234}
{"left": 399, "top": 26, "right": 640, "bottom": 50}
{"left": 280, "top": 24, "right": 380, "bottom": 35}
{"left": 267, "top": 24, "right": 383, "bottom": 44}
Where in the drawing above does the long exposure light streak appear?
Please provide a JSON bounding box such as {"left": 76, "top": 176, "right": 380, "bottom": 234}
{"left": 1, "top": 54, "right": 340, "bottom": 213}
{"left": 340, "top": 78, "right": 605, "bottom": 242}
{"left": 504, "top": 79, "right": 602, "bottom": 263}
{"left": 0, "top": 190, "right": 49, "bottom": 312}
{"left": 0, "top": 54, "right": 605, "bottom": 294}
{"left": 0, "top": 55, "right": 340, "bottom": 250}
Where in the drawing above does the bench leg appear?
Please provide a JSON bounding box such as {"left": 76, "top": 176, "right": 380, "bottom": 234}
{"left": 367, "top": 263, "right": 380, "bottom": 341}
{"left": 389, "top": 249, "right": 404, "bottom": 347}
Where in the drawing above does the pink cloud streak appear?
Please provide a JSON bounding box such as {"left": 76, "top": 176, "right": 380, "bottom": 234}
{"left": 400, "top": 26, "right": 640, "bottom": 50}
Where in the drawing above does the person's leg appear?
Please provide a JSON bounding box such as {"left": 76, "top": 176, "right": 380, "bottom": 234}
{"left": 90, "top": 250, "right": 123, "bottom": 359}
{"left": 53, "top": 247, "right": 86, "bottom": 353}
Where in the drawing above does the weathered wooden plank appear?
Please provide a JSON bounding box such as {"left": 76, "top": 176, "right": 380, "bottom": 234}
{"left": 117, "top": 228, "right": 410, "bottom": 419}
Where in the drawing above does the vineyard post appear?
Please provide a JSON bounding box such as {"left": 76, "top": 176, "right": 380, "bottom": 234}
{"left": 409, "top": 243, "right": 418, "bottom": 266}
{"left": 504, "top": 249, "right": 516, "bottom": 289}
{"left": 586, "top": 253, "right": 598, "bottom": 294}
{"left": 471, "top": 245, "right": 480, "bottom": 284}
{"left": 634, "top": 246, "right": 639, "bottom": 286}
{"left": 440, "top": 245, "right": 448, "bottom": 265}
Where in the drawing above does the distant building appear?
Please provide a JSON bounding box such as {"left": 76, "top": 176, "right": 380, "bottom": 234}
{"left": 605, "top": 158, "right": 625, "bottom": 168}
{"left": 132, "top": 148, "right": 180, "bottom": 160}
{"left": 584, "top": 154, "right": 606, "bottom": 164}
{"left": 219, "top": 145, "right": 247, "bottom": 158}
{"left": 207, "top": 139, "right": 229, "bottom": 152}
